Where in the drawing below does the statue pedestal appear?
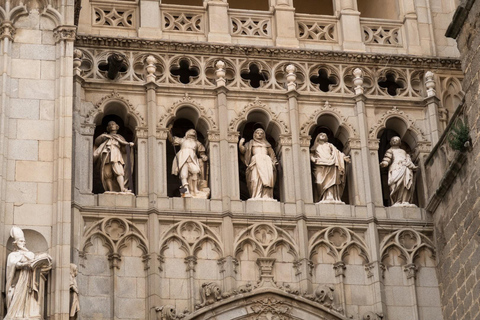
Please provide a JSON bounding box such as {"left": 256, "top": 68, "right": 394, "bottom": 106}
{"left": 245, "top": 199, "right": 281, "bottom": 214}
{"left": 97, "top": 192, "right": 136, "bottom": 207}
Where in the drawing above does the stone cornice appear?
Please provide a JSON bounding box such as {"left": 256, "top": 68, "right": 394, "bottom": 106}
{"left": 75, "top": 34, "right": 462, "bottom": 69}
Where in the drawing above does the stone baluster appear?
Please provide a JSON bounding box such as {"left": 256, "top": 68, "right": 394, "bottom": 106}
{"left": 424, "top": 71, "right": 441, "bottom": 145}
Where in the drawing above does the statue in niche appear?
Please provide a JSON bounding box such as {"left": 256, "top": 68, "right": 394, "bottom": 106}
{"left": 5, "top": 226, "right": 52, "bottom": 320}
{"left": 69, "top": 264, "right": 80, "bottom": 319}
{"left": 168, "top": 125, "right": 210, "bottom": 198}
{"left": 239, "top": 128, "right": 278, "bottom": 200}
{"left": 310, "top": 132, "right": 351, "bottom": 203}
{"left": 380, "top": 136, "right": 418, "bottom": 206}
{"left": 93, "top": 121, "right": 134, "bottom": 193}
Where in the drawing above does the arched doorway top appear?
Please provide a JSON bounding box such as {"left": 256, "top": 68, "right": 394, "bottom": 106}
{"left": 184, "top": 288, "right": 348, "bottom": 320}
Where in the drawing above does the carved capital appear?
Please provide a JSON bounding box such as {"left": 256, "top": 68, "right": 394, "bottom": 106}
{"left": 227, "top": 131, "right": 240, "bottom": 143}
{"left": 185, "top": 256, "right": 197, "bottom": 272}
{"left": 256, "top": 257, "right": 277, "bottom": 288}
{"left": 79, "top": 124, "right": 95, "bottom": 136}
{"left": 279, "top": 134, "right": 292, "bottom": 146}
{"left": 364, "top": 262, "right": 375, "bottom": 278}
{"left": 136, "top": 127, "right": 148, "bottom": 139}
{"left": 0, "top": 21, "right": 15, "bottom": 41}
{"left": 368, "top": 139, "right": 380, "bottom": 150}
{"left": 157, "top": 128, "right": 169, "bottom": 140}
{"left": 207, "top": 130, "right": 220, "bottom": 142}
{"left": 108, "top": 253, "right": 122, "bottom": 269}
{"left": 403, "top": 263, "right": 418, "bottom": 279}
{"left": 53, "top": 25, "right": 77, "bottom": 43}
{"left": 333, "top": 261, "right": 346, "bottom": 277}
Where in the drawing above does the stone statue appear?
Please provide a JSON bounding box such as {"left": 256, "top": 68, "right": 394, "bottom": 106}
{"left": 380, "top": 136, "right": 418, "bottom": 206}
{"left": 93, "top": 121, "right": 134, "bottom": 193}
{"left": 5, "top": 226, "right": 52, "bottom": 320}
{"left": 239, "top": 128, "right": 278, "bottom": 200}
{"left": 70, "top": 264, "right": 80, "bottom": 319}
{"left": 310, "top": 132, "right": 351, "bottom": 203}
{"left": 168, "top": 126, "right": 210, "bottom": 198}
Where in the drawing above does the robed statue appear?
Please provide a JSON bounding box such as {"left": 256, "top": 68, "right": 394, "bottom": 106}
{"left": 168, "top": 126, "right": 210, "bottom": 198}
{"left": 239, "top": 128, "right": 278, "bottom": 200}
{"left": 93, "top": 121, "right": 134, "bottom": 193}
{"left": 311, "top": 132, "right": 351, "bottom": 203}
{"left": 380, "top": 136, "right": 418, "bottom": 206}
{"left": 5, "top": 226, "right": 52, "bottom": 320}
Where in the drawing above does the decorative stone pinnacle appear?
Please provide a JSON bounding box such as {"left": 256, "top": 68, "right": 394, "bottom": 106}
{"left": 286, "top": 64, "right": 297, "bottom": 91}
{"left": 425, "top": 70, "right": 436, "bottom": 97}
{"left": 215, "top": 60, "right": 226, "bottom": 87}
{"left": 353, "top": 68, "right": 364, "bottom": 95}
{"left": 73, "top": 49, "right": 83, "bottom": 75}
{"left": 145, "top": 55, "right": 157, "bottom": 83}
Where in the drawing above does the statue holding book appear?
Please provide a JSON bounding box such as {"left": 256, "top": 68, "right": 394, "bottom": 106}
{"left": 5, "top": 226, "right": 52, "bottom": 320}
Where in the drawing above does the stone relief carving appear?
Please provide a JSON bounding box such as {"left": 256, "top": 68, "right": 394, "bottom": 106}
{"left": 5, "top": 227, "right": 52, "bottom": 320}
{"left": 155, "top": 305, "right": 188, "bottom": 320}
{"left": 249, "top": 298, "right": 291, "bottom": 319}
{"left": 380, "top": 136, "right": 418, "bottom": 207}
{"left": 69, "top": 263, "right": 80, "bottom": 319}
{"left": 311, "top": 132, "right": 351, "bottom": 204}
{"left": 158, "top": 220, "right": 223, "bottom": 272}
{"left": 93, "top": 121, "right": 135, "bottom": 194}
{"left": 362, "top": 311, "right": 384, "bottom": 320}
{"left": 309, "top": 226, "right": 370, "bottom": 278}
{"left": 299, "top": 101, "right": 357, "bottom": 137}
{"left": 168, "top": 126, "right": 210, "bottom": 198}
{"left": 239, "top": 128, "right": 279, "bottom": 200}
{"left": 380, "top": 228, "right": 435, "bottom": 279}
{"left": 234, "top": 223, "right": 299, "bottom": 288}
{"left": 304, "top": 285, "right": 335, "bottom": 308}
{"left": 80, "top": 217, "right": 150, "bottom": 269}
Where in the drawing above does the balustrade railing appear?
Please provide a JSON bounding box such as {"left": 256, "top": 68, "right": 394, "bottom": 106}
{"left": 161, "top": 4, "right": 206, "bottom": 34}
{"left": 295, "top": 14, "right": 337, "bottom": 43}
{"left": 229, "top": 9, "right": 273, "bottom": 39}
{"left": 361, "top": 18, "right": 403, "bottom": 47}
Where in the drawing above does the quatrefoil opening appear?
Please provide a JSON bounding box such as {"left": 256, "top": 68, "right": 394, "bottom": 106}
{"left": 170, "top": 59, "right": 200, "bottom": 84}
{"left": 310, "top": 68, "right": 339, "bottom": 92}
{"left": 241, "top": 63, "right": 269, "bottom": 88}
{"left": 378, "top": 72, "right": 405, "bottom": 96}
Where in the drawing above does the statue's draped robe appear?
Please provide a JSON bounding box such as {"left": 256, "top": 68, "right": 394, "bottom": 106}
{"left": 242, "top": 139, "right": 277, "bottom": 199}
{"left": 382, "top": 147, "right": 415, "bottom": 204}
{"left": 171, "top": 136, "right": 206, "bottom": 180}
{"left": 5, "top": 250, "right": 47, "bottom": 319}
{"left": 93, "top": 133, "right": 131, "bottom": 191}
{"left": 311, "top": 142, "right": 347, "bottom": 201}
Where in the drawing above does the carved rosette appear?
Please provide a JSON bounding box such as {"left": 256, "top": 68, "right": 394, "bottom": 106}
{"left": 53, "top": 25, "right": 77, "bottom": 43}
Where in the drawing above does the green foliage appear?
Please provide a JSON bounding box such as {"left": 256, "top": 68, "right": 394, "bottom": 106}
{"left": 448, "top": 119, "right": 470, "bottom": 151}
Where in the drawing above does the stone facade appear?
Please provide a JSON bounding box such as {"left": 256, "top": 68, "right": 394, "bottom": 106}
{"left": 424, "top": 1, "right": 480, "bottom": 319}
{"left": 0, "top": 0, "right": 471, "bottom": 320}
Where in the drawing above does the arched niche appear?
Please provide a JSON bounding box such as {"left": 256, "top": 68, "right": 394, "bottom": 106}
{"left": 92, "top": 101, "right": 138, "bottom": 195}
{"left": 166, "top": 105, "right": 210, "bottom": 198}
{"left": 294, "top": 0, "right": 334, "bottom": 15}
{"left": 377, "top": 117, "right": 420, "bottom": 207}
{"left": 6, "top": 229, "right": 49, "bottom": 254}
{"left": 308, "top": 114, "right": 351, "bottom": 204}
{"left": 357, "top": 0, "right": 399, "bottom": 20}
{"left": 237, "top": 110, "right": 281, "bottom": 201}
{"left": 228, "top": 0, "right": 270, "bottom": 11}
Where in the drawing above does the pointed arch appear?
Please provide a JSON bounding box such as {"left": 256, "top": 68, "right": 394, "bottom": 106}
{"left": 158, "top": 93, "right": 218, "bottom": 135}
{"left": 86, "top": 90, "right": 146, "bottom": 127}
{"left": 187, "top": 288, "right": 348, "bottom": 320}
{"left": 229, "top": 97, "right": 290, "bottom": 138}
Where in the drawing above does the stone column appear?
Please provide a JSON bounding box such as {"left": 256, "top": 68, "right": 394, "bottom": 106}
{"left": 51, "top": 24, "right": 77, "bottom": 320}
{"left": 285, "top": 65, "right": 309, "bottom": 208}
{"left": 139, "top": 0, "right": 162, "bottom": 38}
{"left": 214, "top": 61, "right": 239, "bottom": 206}
{"left": 401, "top": 0, "right": 423, "bottom": 55}
{"left": 353, "top": 69, "right": 383, "bottom": 209}
{"left": 299, "top": 136, "right": 314, "bottom": 203}
{"left": 272, "top": 0, "right": 299, "bottom": 47}
{"left": 144, "top": 64, "right": 160, "bottom": 202}
{"left": 221, "top": 215, "right": 236, "bottom": 292}
{"left": 156, "top": 129, "right": 169, "bottom": 198}
{"left": 207, "top": 132, "right": 221, "bottom": 200}
{"left": 136, "top": 128, "right": 149, "bottom": 196}
{"left": 343, "top": 139, "right": 364, "bottom": 205}
{"left": 365, "top": 223, "right": 388, "bottom": 315}
{"left": 424, "top": 71, "right": 441, "bottom": 145}
{"left": 296, "top": 219, "right": 313, "bottom": 293}
{"left": 147, "top": 212, "right": 161, "bottom": 319}
{"left": 206, "top": 0, "right": 232, "bottom": 43}
{"left": 333, "top": 261, "right": 347, "bottom": 312}
{"left": 404, "top": 264, "right": 420, "bottom": 320}
{"left": 278, "top": 135, "right": 295, "bottom": 203}
{"left": 338, "top": 0, "right": 365, "bottom": 51}
{"left": 0, "top": 20, "right": 15, "bottom": 319}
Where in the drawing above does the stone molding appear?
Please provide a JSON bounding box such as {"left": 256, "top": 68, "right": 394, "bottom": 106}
{"left": 0, "top": 21, "right": 15, "bottom": 41}
{"left": 75, "top": 35, "right": 461, "bottom": 69}
{"left": 53, "top": 25, "right": 77, "bottom": 43}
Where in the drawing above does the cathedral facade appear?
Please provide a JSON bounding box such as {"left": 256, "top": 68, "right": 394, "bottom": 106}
{"left": 0, "top": 0, "right": 470, "bottom": 319}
